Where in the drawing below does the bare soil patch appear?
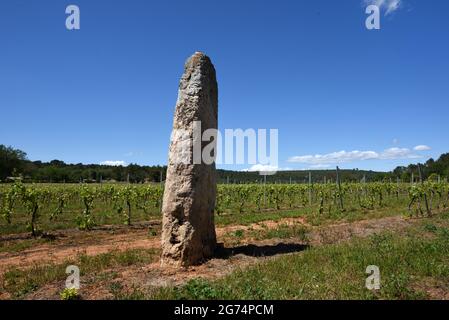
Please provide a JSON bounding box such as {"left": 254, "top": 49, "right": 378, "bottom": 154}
{"left": 0, "top": 214, "right": 420, "bottom": 299}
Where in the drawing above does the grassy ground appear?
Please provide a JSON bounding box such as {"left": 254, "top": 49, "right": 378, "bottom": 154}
{"left": 217, "top": 199, "right": 408, "bottom": 227}
{"left": 1, "top": 194, "right": 444, "bottom": 300}
{"left": 0, "top": 183, "right": 410, "bottom": 236}
{"left": 0, "top": 238, "right": 52, "bottom": 254}
{"left": 148, "top": 213, "right": 449, "bottom": 300}
{"left": 1, "top": 248, "right": 160, "bottom": 299}
{"left": 0, "top": 199, "right": 161, "bottom": 235}
{"left": 2, "top": 213, "right": 448, "bottom": 299}
{"left": 216, "top": 209, "right": 308, "bottom": 226}
{"left": 0, "top": 199, "right": 406, "bottom": 240}
{"left": 223, "top": 223, "right": 310, "bottom": 246}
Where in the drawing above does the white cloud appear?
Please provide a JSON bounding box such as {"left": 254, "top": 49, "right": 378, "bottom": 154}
{"left": 288, "top": 147, "right": 421, "bottom": 165}
{"left": 309, "top": 164, "right": 332, "bottom": 169}
{"left": 243, "top": 164, "right": 292, "bottom": 174}
{"left": 413, "top": 145, "right": 431, "bottom": 151}
{"left": 100, "top": 160, "right": 127, "bottom": 166}
{"left": 288, "top": 150, "right": 379, "bottom": 164}
{"left": 381, "top": 147, "right": 419, "bottom": 159}
{"left": 244, "top": 164, "right": 278, "bottom": 172}
{"left": 364, "top": 0, "right": 402, "bottom": 15}
{"left": 385, "top": 0, "right": 401, "bottom": 15}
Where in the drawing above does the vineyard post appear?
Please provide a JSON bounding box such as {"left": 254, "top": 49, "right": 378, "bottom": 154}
{"left": 363, "top": 174, "right": 367, "bottom": 197}
{"left": 159, "top": 170, "right": 164, "bottom": 213}
{"left": 336, "top": 166, "right": 344, "bottom": 210}
{"left": 308, "top": 171, "right": 312, "bottom": 206}
{"left": 160, "top": 170, "right": 163, "bottom": 187}
{"left": 263, "top": 174, "right": 267, "bottom": 207}
{"left": 418, "top": 164, "right": 431, "bottom": 216}
{"left": 397, "top": 176, "right": 400, "bottom": 198}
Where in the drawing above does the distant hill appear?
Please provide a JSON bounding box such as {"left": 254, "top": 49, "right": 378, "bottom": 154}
{"left": 1, "top": 144, "right": 448, "bottom": 183}
{"left": 216, "top": 169, "right": 386, "bottom": 184}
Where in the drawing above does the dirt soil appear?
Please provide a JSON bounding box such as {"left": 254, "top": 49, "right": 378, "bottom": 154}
{"left": 0, "top": 214, "right": 417, "bottom": 300}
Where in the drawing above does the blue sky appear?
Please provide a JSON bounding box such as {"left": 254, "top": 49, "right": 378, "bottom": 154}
{"left": 0, "top": 0, "right": 448, "bottom": 172}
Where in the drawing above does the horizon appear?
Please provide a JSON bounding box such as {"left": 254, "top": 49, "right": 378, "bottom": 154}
{"left": 1, "top": 0, "right": 448, "bottom": 172}
{"left": 8, "top": 142, "right": 445, "bottom": 174}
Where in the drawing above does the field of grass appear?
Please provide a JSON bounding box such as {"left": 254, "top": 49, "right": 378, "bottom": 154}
{"left": 0, "top": 183, "right": 163, "bottom": 235}
{"left": 1, "top": 211, "right": 448, "bottom": 299}
{"left": 151, "top": 213, "right": 449, "bottom": 300}
{"left": 0, "top": 182, "right": 421, "bottom": 236}
{"left": 0, "top": 200, "right": 159, "bottom": 235}
{"left": 1, "top": 182, "right": 448, "bottom": 300}
{"left": 1, "top": 248, "right": 160, "bottom": 299}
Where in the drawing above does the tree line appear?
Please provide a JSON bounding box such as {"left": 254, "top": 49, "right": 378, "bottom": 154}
{"left": 0, "top": 145, "right": 165, "bottom": 183}
{"left": 1, "top": 144, "right": 448, "bottom": 184}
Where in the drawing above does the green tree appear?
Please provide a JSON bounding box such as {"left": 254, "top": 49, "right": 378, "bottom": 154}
{"left": 0, "top": 145, "right": 27, "bottom": 181}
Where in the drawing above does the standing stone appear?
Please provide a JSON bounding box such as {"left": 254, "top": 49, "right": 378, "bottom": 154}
{"left": 161, "top": 52, "right": 218, "bottom": 267}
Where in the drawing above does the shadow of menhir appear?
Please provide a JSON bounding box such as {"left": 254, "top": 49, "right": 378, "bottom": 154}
{"left": 214, "top": 242, "right": 309, "bottom": 259}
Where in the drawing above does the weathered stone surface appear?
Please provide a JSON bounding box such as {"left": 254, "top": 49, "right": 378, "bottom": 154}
{"left": 161, "top": 52, "right": 218, "bottom": 267}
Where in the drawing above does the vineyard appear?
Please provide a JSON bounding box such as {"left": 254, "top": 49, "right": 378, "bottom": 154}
{"left": 1, "top": 181, "right": 448, "bottom": 237}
